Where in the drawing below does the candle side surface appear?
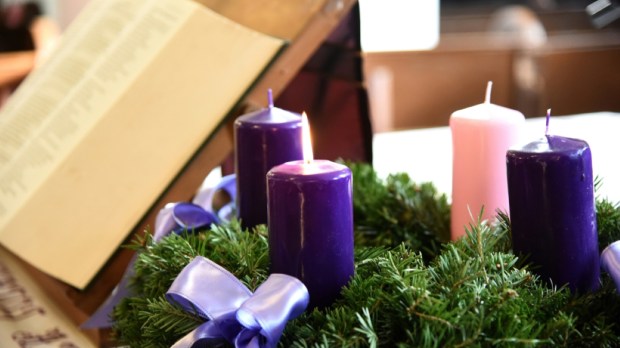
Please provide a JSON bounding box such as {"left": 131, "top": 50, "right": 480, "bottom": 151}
{"left": 234, "top": 107, "right": 303, "bottom": 229}
{"left": 267, "top": 160, "right": 354, "bottom": 309}
{"left": 451, "top": 103, "right": 525, "bottom": 123}
{"left": 450, "top": 102, "right": 525, "bottom": 239}
{"left": 506, "top": 135, "right": 600, "bottom": 293}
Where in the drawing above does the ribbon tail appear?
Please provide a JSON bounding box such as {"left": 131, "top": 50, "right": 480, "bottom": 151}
{"left": 170, "top": 320, "right": 229, "bottom": 348}
{"left": 154, "top": 203, "right": 180, "bottom": 240}
{"left": 82, "top": 175, "right": 236, "bottom": 330}
{"left": 82, "top": 204, "right": 178, "bottom": 329}
{"left": 80, "top": 284, "right": 129, "bottom": 329}
{"left": 192, "top": 174, "right": 237, "bottom": 219}
{"left": 235, "top": 329, "right": 263, "bottom": 348}
{"left": 80, "top": 255, "right": 136, "bottom": 329}
{"left": 166, "top": 256, "right": 252, "bottom": 318}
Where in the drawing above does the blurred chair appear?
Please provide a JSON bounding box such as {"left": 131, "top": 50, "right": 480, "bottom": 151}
{"left": 276, "top": 3, "right": 373, "bottom": 164}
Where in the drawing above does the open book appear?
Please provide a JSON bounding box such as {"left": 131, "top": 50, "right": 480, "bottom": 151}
{"left": 0, "top": 0, "right": 284, "bottom": 289}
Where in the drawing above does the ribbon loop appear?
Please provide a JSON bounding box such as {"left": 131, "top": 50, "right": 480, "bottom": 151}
{"left": 156, "top": 173, "right": 237, "bottom": 240}
{"left": 166, "top": 257, "right": 252, "bottom": 319}
{"left": 172, "top": 203, "right": 219, "bottom": 233}
{"left": 166, "top": 256, "right": 309, "bottom": 348}
{"left": 236, "top": 274, "right": 309, "bottom": 346}
{"left": 601, "top": 240, "right": 620, "bottom": 293}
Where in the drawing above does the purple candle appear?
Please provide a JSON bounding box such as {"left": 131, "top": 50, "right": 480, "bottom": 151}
{"left": 234, "top": 90, "right": 303, "bottom": 229}
{"left": 267, "top": 115, "right": 354, "bottom": 309}
{"left": 506, "top": 112, "right": 600, "bottom": 293}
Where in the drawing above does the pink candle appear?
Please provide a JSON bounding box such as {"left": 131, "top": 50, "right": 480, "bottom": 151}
{"left": 450, "top": 82, "right": 525, "bottom": 240}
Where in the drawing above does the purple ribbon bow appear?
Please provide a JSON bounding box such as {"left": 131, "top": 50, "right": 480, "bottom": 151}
{"left": 601, "top": 240, "right": 620, "bottom": 293}
{"left": 167, "top": 256, "right": 309, "bottom": 348}
{"left": 81, "top": 174, "right": 237, "bottom": 329}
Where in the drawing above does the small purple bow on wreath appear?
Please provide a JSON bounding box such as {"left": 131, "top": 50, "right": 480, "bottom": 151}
{"left": 166, "top": 256, "right": 309, "bottom": 348}
{"left": 161, "top": 173, "right": 237, "bottom": 235}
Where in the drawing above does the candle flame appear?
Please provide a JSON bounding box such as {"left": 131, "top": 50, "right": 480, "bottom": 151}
{"left": 301, "top": 112, "right": 313, "bottom": 163}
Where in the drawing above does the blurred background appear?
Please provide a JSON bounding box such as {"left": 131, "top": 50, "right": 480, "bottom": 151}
{"left": 2, "top": 0, "right": 619, "bottom": 133}
{"left": 364, "top": 0, "right": 620, "bottom": 132}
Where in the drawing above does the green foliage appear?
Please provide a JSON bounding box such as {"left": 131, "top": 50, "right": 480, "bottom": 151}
{"left": 112, "top": 221, "right": 270, "bottom": 347}
{"left": 112, "top": 296, "right": 203, "bottom": 348}
{"left": 112, "top": 163, "right": 620, "bottom": 347}
{"left": 347, "top": 161, "right": 451, "bottom": 260}
{"left": 281, "top": 223, "right": 612, "bottom": 347}
{"left": 597, "top": 198, "right": 620, "bottom": 252}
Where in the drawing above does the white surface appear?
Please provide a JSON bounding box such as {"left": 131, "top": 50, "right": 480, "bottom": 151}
{"left": 359, "top": 0, "right": 439, "bottom": 52}
{"left": 373, "top": 112, "right": 620, "bottom": 204}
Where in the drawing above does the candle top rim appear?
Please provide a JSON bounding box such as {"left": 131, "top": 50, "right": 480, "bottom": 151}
{"left": 268, "top": 159, "right": 350, "bottom": 178}
{"left": 236, "top": 107, "right": 302, "bottom": 125}
{"left": 451, "top": 103, "right": 525, "bottom": 122}
{"left": 508, "top": 134, "right": 590, "bottom": 154}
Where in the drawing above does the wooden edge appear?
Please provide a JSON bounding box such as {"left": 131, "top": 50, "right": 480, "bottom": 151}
{"left": 246, "top": 0, "right": 359, "bottom": 107}
{"left": 18, "top": 123, "right": 234, "bottom": 327}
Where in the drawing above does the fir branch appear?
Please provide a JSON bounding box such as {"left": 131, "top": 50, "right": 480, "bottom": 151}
{"left": 112, "top": 163, "right": 620, "bottom": 347}
{"left": 131, "top": 232, "right": 199, "bottom": 298}
{"left": 112, "top": 296, "right": 203, "bottom": 348}
{"left": 354, "top": 308, "right": 378, "bottom": 348}
{"left": 137, "top": 297, "right": 203, "bottom": 347}
{"left": 113, "top": 220, "right": 269, "bottom": 347}
{"left": 596, "top": 198, "right": 620, "bottom": 252}
{"left": 346, "top": 161, "right": 451, "bottom": 260}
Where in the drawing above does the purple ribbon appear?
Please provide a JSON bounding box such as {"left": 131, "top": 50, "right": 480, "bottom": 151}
{"left": 167, "top": 256, "right": 309, "bottom": 348}
{"left": 601, "top": 240, "right": 620, "bottom": 293}
{"left": 81, "top": 174, "right": 237, "bottom": 329}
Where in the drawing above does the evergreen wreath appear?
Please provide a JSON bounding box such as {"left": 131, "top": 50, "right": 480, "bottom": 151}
{"left": 112, "top": 162, "right": 620, "bottom": 347}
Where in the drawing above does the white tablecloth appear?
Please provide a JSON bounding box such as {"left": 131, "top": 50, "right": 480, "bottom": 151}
{"left": 373, "top": 112, "right": 620, "bottom": 204}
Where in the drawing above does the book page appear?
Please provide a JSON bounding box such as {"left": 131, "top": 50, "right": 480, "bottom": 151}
{"left": 0, "top": 247, "right": 96, "bottom": 348}
{"left": 0, "top": 0, "right": 284, "bottom": 289}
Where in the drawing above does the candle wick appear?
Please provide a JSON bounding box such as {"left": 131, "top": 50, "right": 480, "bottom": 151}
{"left": 485, "top": 81, "right": 493, "bottom": 104}
{"left": 545, "top": 108, "right": 551, "bottom": 135}
{"left": 268, "top": 88, "right": 274, "bottom": 108}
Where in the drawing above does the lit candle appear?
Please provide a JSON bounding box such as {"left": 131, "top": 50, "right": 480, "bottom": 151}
{"left": 267, "top": 114, "right": 354, "bottom": 309}
{"left": 450, "top": 81, "right": 525, "bottom": 239}
{"left": 506, "top": 110, "right": 600, "bottom": 293}
{"left": 234, "top": 89, "right": 303, "bottom": 229}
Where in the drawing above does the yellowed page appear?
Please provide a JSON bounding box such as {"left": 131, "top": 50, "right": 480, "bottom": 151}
{"left": 0, "top": 0, "right": 283, "bottom": 288}
{"left": 0, "top": 247, "right": 96, "bottom": 347}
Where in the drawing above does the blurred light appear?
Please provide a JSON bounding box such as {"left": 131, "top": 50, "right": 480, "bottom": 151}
{"left": 359, "top": 0, "right": 440, "bottom": 52}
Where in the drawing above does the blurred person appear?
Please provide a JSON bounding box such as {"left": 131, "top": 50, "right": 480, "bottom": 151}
{"left": 0, "top": 0, "right": 59, "bottom": 106}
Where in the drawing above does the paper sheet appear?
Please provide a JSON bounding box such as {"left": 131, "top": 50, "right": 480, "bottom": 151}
{"left": 0, "top": 247, "right": 95, "bottom": 347}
